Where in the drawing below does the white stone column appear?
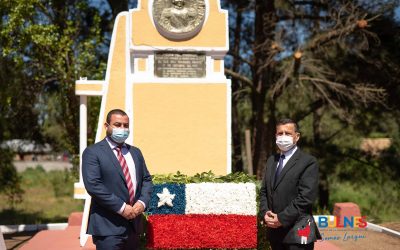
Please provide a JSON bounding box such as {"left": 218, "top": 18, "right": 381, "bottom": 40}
{"left": 79, "top": 95, "right": 87, "bottom": 183}
{"left": 74, "top": 95, "right": 88, "bottom": 199}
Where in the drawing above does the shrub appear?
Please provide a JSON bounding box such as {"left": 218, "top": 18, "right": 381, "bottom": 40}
{"left": 0, "top": 149, "right": 23, "bottom": 207}
{"left": 49, "top": 169, "right": 76, "bottom": 197}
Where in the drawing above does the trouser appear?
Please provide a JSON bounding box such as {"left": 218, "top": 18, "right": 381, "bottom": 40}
{"left": 92, "top": 228, "right": 139, "bottom": 250}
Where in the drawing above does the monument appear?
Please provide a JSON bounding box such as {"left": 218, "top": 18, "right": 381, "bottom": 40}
{"left": 74, "top": 0, "right": 230, "bottom": 246}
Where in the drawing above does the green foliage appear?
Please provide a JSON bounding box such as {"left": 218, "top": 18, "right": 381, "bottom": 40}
{"left": 87, "top": 96, "right": 102, "bottom": 145}
{"left": 0, "top": 0, "right": 107, "bottom": 154}
{"left": 19, "top": 166, "right": 78, "bottom": 197}
{"left": 257, "top": 212, "right": 271, "bottom": 250}
{"left": 49, "top": 169, "right": 76, "bottom": 197}
{"left": 330, "top": 180, "right": 400, "bottom": 223}
{"left": 22, "top": 165, "right": 47, "bottom": 188}
{"left": 0, "top": 166, "right": 82, "bottom": 224}
{"left": 70, "top": 153, "right": 81, "bottom": 180}
{"left": 152, "top": 170, "right": 256, "bottom": 184}
{"left": 223, "top": 0, "right": 400, "bottom": 195}
{"left": 0, "top": 149, "right": 24, "bottom": 207}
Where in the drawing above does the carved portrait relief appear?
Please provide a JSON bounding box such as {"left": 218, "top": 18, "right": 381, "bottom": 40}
{"left": 152, "top": 0, "right": 206, "bottom": 40}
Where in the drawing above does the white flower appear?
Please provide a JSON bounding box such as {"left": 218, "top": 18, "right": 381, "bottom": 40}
{"left": 185, "top": 183, "right": 257, "bottom": 215}
{"left": 157, "top": 187, "right": 176, "bottom": 207}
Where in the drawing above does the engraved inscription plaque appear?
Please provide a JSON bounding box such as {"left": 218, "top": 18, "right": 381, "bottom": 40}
{"left": 155, "top": 52, "right": 206, "bottom": 78}
{"left": 153, "top": 0, "right": 206, "bottom": 40}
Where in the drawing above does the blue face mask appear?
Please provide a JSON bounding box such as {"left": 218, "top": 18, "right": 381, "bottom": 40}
{"left": 110, "top": 128, "right": 129, "bottom": 143}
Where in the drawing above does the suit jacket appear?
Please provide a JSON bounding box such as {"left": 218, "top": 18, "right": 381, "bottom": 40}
{"left": 82, "top": 138, "right": 153, "bottom": 236}
{"left": 259, "top": 147, "right": 319, "bottom": 243}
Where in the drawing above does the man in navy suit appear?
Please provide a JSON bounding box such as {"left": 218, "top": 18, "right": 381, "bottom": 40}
{"left": 260, "top": 118, "right": 320, "bottom": 250}
{"left": 82, "top": 109, "right": 153, "bottom": 250}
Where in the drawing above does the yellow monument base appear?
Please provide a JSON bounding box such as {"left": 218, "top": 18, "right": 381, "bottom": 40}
{"left": 133, "top": 83, "right": 229, "bottom": 175}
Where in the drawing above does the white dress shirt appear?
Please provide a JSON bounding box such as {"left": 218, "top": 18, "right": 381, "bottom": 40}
{"left": 106, "top": 137, "right": 145, "bottom": 213}
{"left": 279, "top": 145, "right": 298, "bottom": 170}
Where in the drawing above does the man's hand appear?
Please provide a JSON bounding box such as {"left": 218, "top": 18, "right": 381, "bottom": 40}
{"left": 132, "top": 201, "right": 145, "bottom": 215}
{"left": 264, "top": 211, "right": 282, "bottom": 228}
{"left": 122, "top": 202, "right": 145, "bottom": 220}
{"left": 121, "top": 204, "right": 136, "bottom": 220}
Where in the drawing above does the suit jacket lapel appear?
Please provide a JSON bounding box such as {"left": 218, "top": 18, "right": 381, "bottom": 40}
{"left": 273, "top": 149, "right": 301, "bottom": 189}
{"left": 269, "top": 154, "right": 280, "bottom": 191}
{"left": 99, "top": 139, "right": 126, "bottom": 183}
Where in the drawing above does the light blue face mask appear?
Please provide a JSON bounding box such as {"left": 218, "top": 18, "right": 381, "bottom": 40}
{"left": 111, "top": 128, "right": 129, "bottom": 143}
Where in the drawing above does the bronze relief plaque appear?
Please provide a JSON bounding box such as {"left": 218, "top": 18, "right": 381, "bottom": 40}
{"left": 152, "top": 0, "right": 206, "bottom": 40}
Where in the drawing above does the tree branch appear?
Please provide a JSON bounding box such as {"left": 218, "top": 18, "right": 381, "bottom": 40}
{"left": 279, "top": 14, "right": 330, "bottom": 21}
{"left": 304, "top": 3, "right": 379, "bottom": 51}
{"left": 292, "top": 1, "right": 328, "bottom": 7}
{"left": 227, "top": 51, "right": 254, "bottom": 67}
{"left": 225, "top": 68, "right": 254, "bottom": 89}
{"left": 294, "top": 99, "right": 324, "bottom": 123}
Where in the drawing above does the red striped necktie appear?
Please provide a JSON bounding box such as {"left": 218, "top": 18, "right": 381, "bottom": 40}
{"left": 115, "top": 146, "right": 135, "bottom": 205}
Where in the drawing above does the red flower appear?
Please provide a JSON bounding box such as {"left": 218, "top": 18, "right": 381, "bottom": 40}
{"left": 147, "top": 214, "right": 257, "bottom": 249}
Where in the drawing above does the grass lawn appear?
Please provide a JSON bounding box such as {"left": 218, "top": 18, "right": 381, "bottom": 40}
{"left": 329, "top": 180, "right": 400, "bottom": 223}
{"left": 0, "top": 166, "right": 83, "bottom": 225}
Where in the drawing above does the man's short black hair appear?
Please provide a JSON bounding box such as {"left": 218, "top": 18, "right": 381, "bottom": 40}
{"left": 276, "top": 118, "right": 300, "bottom": 133}
{"left": 106, "top": 109, "right": 128, "bottom": 124}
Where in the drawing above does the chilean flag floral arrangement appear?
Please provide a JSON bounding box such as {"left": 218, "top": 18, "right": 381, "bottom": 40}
{"left": 146, "top": 176, "right": 257, "bottom": 249}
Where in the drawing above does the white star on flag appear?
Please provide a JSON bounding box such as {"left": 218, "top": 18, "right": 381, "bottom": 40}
{"left": 157, "top": 187, "right": 175, "bottom": 207}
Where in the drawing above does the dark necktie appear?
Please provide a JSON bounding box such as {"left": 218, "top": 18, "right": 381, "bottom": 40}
{"left": 115, "top": 146, "right": 135, "bottom": 205}
{"left": 274, "top": 154, "right": 285, "bottom": 186}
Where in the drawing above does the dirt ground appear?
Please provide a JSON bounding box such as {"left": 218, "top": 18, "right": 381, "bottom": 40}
{"left": 380, "top": 222, "right": 400, "bottom": 232}
{"left": 319, "top": 222, "right": 400, "bottom": 250}
{"left": 320, "top": 229, "right": 400, "bottom": 250}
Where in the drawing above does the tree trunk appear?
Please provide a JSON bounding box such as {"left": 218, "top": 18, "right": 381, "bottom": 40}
{"left": 313, "top": 104, "right": 329, "bottom": 209}
{"left": 311, "top": 4, "right": 329, "bottom": 209}
{"left": 257, "top": 100, "right": 277, "bottom": 178}
{"left": 231, "top": 5, "right": 244, "bottom": 172}
{"left": 252, "top": 0, "right": 276, "bottom": 178}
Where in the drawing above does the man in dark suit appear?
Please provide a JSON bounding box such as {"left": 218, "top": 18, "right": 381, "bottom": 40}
{"left": 260, "top": 118, "right": 320, "bottom": 250}
{"left": 82, "top": 109, "right": 153, "bottom": 250}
